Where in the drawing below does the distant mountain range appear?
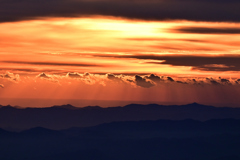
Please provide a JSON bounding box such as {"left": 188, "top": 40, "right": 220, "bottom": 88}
{"left": 0, "top": 103, "right": 240, "bottom": 131}
{"left": 1, "top": 119, "right": 240, "bottom": 160}
{"left": 1, "top": 103, "right": 240, "bottom": 160}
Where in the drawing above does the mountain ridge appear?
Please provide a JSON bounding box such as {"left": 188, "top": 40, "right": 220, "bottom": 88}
{"left": 1, "top": 118, "right": 240, "bottom": 160}
{"left": 0, "top": 103, "right": 240, "bottom": 131}
{"left": 0, "top": 102, "right": 223, "bottom": 109}
{"left": 1, "top": 118, "right": 240, "bottom": 136}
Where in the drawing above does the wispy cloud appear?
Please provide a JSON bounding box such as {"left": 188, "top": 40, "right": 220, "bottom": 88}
{"left": 2, "top": 61, "right": 102, "bottom": 67}
{"left": 174, "top": 27, "right": 240, "bottom": 34}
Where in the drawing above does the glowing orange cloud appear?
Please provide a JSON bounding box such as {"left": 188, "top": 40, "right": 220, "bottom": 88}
{"left": 1, "top": 72, "right": 240, "bottom": 108}
{"left": 1, "top": 16, "right": 240, "bottom": 78}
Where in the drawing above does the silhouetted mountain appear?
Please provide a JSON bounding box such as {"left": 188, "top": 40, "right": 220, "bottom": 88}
{"left": 51, "top": 104, "right": 79, "bottom": 110}
{"left": 0, "top": 103, "right": 240, "bottom": 131}
{"left": 214, "top": 155, "right": 240, "bottom": 160}
{"left": 1, "top": 119, "right": 240, "bottom": 160}
{"left": 0, "top": 128, "right": 11, "bottom": 135}
{"left": 20, "top": 127, "right": 62, "bottom": 137}
{"left": 63, "top": 119, "right": 240, "bottom": 138}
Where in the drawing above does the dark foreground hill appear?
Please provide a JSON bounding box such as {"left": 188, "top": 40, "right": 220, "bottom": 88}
{"left": 1, "top": 119, "right": 240, "bottom": 160}
{"left": 1, "top": 103, "right": 240, "bottom": 131}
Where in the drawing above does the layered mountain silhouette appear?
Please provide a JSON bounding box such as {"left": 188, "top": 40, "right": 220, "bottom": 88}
{"left": 1, "top": 103, "right": 240, "bottom": 131}
{"left": 1, "top": 102, "right": 240, "bottom": 160}
{"left": 1, "top": 119, "right": 240, "bottom": 160}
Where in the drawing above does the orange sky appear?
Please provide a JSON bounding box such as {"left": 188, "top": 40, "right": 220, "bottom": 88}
{"left": 1, "top": 17, "right": 240, "bottom": 76}
{"left": 1, "top": 16, "right": 240, "bottom": 107}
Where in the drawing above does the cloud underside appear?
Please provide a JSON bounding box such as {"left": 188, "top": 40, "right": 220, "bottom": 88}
{"left": 0, "top": 0, "right": 240, "bottom": 22}
{"left": 1, "top": 71, "right": 240, "bottom": 90}
{"left": 22, "top": 72, "right": 240, "bottom": 88}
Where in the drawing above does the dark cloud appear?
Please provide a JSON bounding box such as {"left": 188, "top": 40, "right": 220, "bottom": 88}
{"left": 147, "top": 56, "right": 240, "bottom": 72}
{"left": 95, "top": 54, "right": 240, "bottom": 71}
{"left": 135, "top": 75, "right": 155, "bottom": 88}
{"left": 236, "top": 79, "right": 240, "bottom": 84}
{"left": 191, "top": 79, "right": 204, "bottom": 85}
{"left": 220, "top": 78, "right": 231, "bottom": 84}
{"left": 175, "top": 27, "right": 240, "bottom": 34}
{"left": 176, "top": 81, "right": 188, "bottom": 84}
{"left": 145, "top": 74, "right": 162, "bottom": 83}
{"left": 2, "top": 61, "right": 101, "bottom": 67}
{"left": 192, "top": 79, "right": 197, "bottom": 82}
{"left": 106, "top": 73, "right": 122, "bottom": 81}
{"left": 0, "top": 0, "right": 240, "bottom": 22}
{"left": 205, "top": 77, "right": 233, "bottom": 85}
{"left": 127, "top": 79, "right": 134, "bottom": 83}
{"left": 167, "top": 77, "right": 175, "bottom": 82}
{"left": 125, "top": 37, "right": 240, "bottom": 47}
{"left": 206, "top": 78, "right": 220, "bottom": 85}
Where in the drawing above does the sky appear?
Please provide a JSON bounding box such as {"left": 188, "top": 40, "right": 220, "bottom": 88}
{"left": 0, "top": 0, "right": 240, "bottom": 107}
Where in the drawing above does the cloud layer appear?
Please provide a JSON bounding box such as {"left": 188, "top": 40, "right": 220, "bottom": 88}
{"left": 2, "top": 71, "right": 239, "bottom": 88}
{"left": 0, "top": 0, "right": 240, "bottom": 22}
{"left": 1, "top": 71, "right": 240, "bottom": 107}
